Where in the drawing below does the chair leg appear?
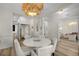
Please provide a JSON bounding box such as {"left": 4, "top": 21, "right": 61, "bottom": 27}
{"left": 52, "top": 53, "right": 54, "bottom": 56}
{"left": 26, "top": 52, "right": 31, "bottom": 56}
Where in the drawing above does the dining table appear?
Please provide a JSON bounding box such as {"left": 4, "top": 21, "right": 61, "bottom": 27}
{"left": 23, "top": 37, "right": 51, "bottom": 48}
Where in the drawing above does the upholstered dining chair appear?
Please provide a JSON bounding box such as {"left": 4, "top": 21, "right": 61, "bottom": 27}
{"left": 14, "top": 39, "right": 25, "bottom": 56}
{"left": 14, "top": 39, "right": 31, "bottom": 56}
{"left": 52, "top": 38, "right": 57, "bottom": 52}
{"left": 51, "top": 38, "right": 58, "bottom": 55}
{"left": 31, "top": 45, "right": 54, "bottom": 56}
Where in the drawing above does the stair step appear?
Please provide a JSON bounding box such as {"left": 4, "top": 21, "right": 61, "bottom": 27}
{"left": 56, "top": 45, "right": 78, "bottom": 56}
{"left": 59, "top": 39, "right": 77, "bottom": 45}
{"left": 57, "top": 44, "right": 78, "bottom": 53}
{"left": 55, "top": 39, "right": 79, "bottom": 56}
{"left": 58, "top": 42, "right": 78, "bottom": 49}
{"left": 57, "top": 43, "right": 78, "bottom": 51}
{"left": 55, "top": 51, "right": 67, "bottom": 56}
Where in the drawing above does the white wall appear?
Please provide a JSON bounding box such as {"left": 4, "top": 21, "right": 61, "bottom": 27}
{"left": 61, "top": 19, "right": 78, "bottom": 34}
{"left": 0, "top": 8, "right": 12, "bottom": 36}
{"left": 47, "top": 16, "right": 58, "bottom": 40}
{"left": 0, "top": 4, "right": 13, "bottom": 47}
{"left": 78, "top": 20, "right": 79, "bottom": 39}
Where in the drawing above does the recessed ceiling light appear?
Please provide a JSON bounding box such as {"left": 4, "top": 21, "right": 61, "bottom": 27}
{"left": 56, "top": 8, "right": 68, "bottom": 15}
{"left": 57, "top": 10, "right": 64, "bottom": 15}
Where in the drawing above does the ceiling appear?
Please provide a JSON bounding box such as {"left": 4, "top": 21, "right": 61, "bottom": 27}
{"left": 0, "top": 3, "right": 71, "bottom": 16}
{"left": 0, "top": 3, "right": 79, "bottom": 19}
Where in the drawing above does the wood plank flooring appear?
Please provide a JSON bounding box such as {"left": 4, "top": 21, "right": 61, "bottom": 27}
{"left": 0, "top": 47, "right": 16, "bottom": 56}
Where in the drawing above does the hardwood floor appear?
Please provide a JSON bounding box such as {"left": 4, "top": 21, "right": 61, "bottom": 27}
{"left": 0, "top": 39, "right": 79, "bottom": 56}
{"left": 0, "top": 47, "right": 16, "bottom": 56}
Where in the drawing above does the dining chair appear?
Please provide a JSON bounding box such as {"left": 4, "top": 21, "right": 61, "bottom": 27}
{"left": 14, "top": 39, "right": 25, "bottom": 56}
{"left": 51, "top": 38, "right": 58, "bottom": 55}
{"left": 31, "top": 45, "right": 54, "bottom": 56}
{"left": 52, "top": 38, "right": 57, "bottom": 53}
{"left": 14, "top": 39, "right": 31, "bottom": 56}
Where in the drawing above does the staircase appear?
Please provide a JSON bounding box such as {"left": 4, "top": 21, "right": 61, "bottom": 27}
{"left": 55, "top": 39, "right": 79, "bottom": 56}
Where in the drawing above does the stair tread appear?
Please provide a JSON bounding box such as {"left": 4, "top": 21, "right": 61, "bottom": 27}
{"left": 56, "top": 47, "right": 78, "bottom": 56}
{"left": 55, "top": 39, "right": 79, "bottom": 56}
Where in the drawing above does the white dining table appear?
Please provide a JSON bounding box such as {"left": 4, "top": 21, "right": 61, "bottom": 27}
{"left": 23, "top": 38, "right": 51, "bottom": 48}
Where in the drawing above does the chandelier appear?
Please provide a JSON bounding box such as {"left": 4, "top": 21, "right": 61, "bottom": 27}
{"left": 22, "top": 3, "right": 43, "bottom": 16}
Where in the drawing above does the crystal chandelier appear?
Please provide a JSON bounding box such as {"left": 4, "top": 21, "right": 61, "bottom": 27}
{"left": 22, "top": 3, "right": 43, "bottom": 16}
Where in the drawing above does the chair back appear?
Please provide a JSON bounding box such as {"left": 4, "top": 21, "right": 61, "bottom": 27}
{"left": 14, "top": 39, "right": 25, "bottom": 56}
{"left": 37, "top": 45, "right": 53, "bottom": 56}
{"left": 51, "top": 38, "right": 57, "bottom": 52}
